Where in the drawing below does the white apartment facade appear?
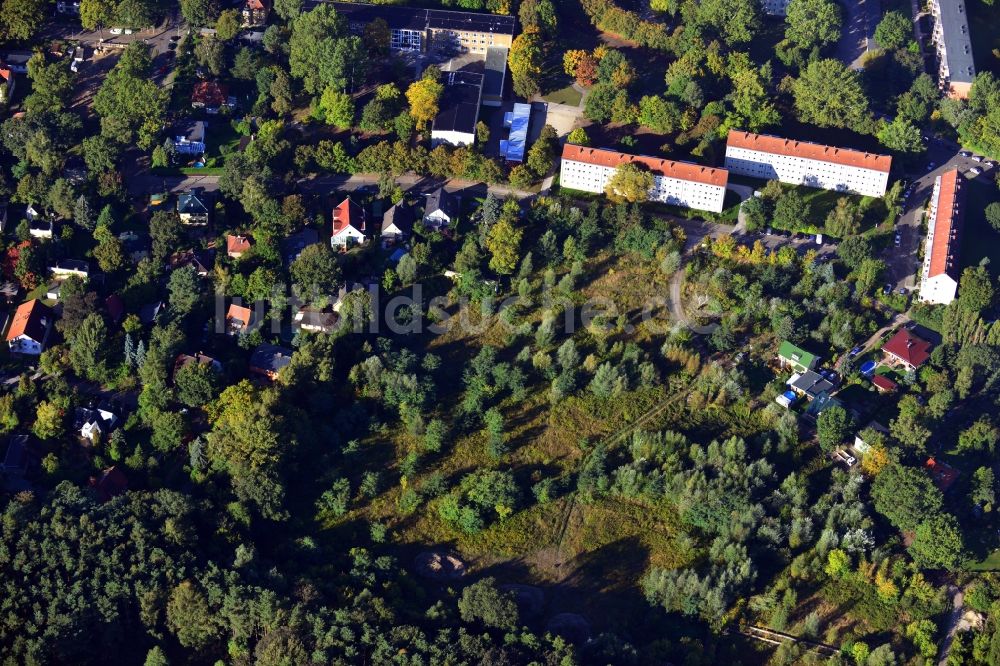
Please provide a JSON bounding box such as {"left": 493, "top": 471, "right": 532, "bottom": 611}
{"left": 919, "top": 169, "right": 964, "bottom": 305}
{"left": 724, "top": 130, "right": 892, "bottom": 198}
{"left": 559, "top": 145, "right": 729, "bottom": 213}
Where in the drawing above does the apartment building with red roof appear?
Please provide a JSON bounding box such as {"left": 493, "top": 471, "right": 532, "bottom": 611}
{"left": 919, "top": 169, "right": 964, "bottom": 305}
{"left": 724, "top": 130, "right": 892, "bottom": 197}
{"left": 559, "top": 145, "right": 729, "bottom": 213}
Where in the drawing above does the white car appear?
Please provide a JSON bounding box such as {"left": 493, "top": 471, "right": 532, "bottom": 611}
{"left": 972, "top": 155, "right": 983, "bottom": 162}
{"left": 110, "top": 27, "right": 123, "bottom": 34}
{"left": 960, "top": 151, "right": 972, "bottom": 157}
{"left": 970, "top": 167, "right": 983, "bottom": 176}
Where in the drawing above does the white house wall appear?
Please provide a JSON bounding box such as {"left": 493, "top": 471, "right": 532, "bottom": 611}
{"left": 724, "top": 146, "right": 890, "bottom": 197}
{"left": 559, "top": 158, "right": 727, "bottom": 213}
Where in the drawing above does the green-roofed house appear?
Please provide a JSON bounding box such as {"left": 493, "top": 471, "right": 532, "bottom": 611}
{"left": 777, "top": 341, "right": 819, "bottom": 373}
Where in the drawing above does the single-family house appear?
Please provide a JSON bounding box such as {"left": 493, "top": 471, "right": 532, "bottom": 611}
{"left": 91, "top": 466, "right": 128, "bottom": 502}
{"left": 191, "top": 81, "right": 230, "bottom": 113}
{"left": 173, "top": 351, "right": 223, "bottom": 379}
{"left": 225, "top": 303, "right": 258, "bottom": 335}
{"left": 0, "top": 68, "right": 14, "bottom": 104}
{"left": 227, "top": 234, "right": 253, "bottom": 258}
{"left": 787, "top": 370, "right": 834, "bottom": 400}
{"left": 925, "top": 457, "right": 959, "bottom": 492}
{"left": 25, "top": 204, "right": 39, "bottom": 221}
{"left": 424, "top": 188, "right": 459, "bottom": 229}
{"left": 75, "top": 406, "right": 118, "bottom": 443}
{"left": 331, "top": 197, "right": 366, "bottom": 249}
{"left": 63, "top": 156, "right": 87, "bottom": 184}
{"left": 178, "top": 190, "right": 210, "bottom": 225}
{"left": 249, "top": 343, "right": 292, "bottom": 380}
{"left": 282, "top": 228, "right": 319, "bottom": 265}
{"left": 242, "top": 0, "right": 270, "bottom": 26}
{"left": 70, "top": 47, "right": 85, "bottom": 73}
{"left": 2, "top": 52, "right": 31, "bottom": 75}
{"left": 6, "top": 299, "right": 52, "bottom": 355}
{"left": 804, "top": 391, "right": 845, "bottom": 419}
{"left": 175, "top": 120, "right": 207, "bottom": 155}
{"left": 853, "top": 421, "right": 890, "bottom": 453}
{"left": 56, "top": 0, "right": 80, "bottom": 14}
{"left": 105, "top": 294, "right": 125, "bottom": 323}
{"left": 871, "top": 374, "right": 898, "bottom": 393}
{"left": 777, "top": 340, "right": 819, "bottom": 373}
{"left": 139, "top": 301, "right": 164, "bottom": 326}
{"left": 169, "top": 249, "right": 212, "bottom": 277}
{"left": 29, "top": 219, "right": 53, "bottom": 239}
{"left": 294, "top": 305, "right": 339, "bottom": 333}
{"left": 49, "top": 259, "right": 89, "bottom": 279}
{"left": 45, "top": 281, "right": 63, "bottom": 301}
{"left": 118, "top": 230, "right": 150, "bottom": 263}
{"left": 381, "top": 204, "right": 414, "bottom": 247}
{"left": 881, "top": 329, "right": 931, "bottom": 372}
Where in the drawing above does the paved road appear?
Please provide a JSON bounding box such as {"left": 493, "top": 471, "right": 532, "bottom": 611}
{"left": 888, "top": 142, "right": 994, "bottom": 293}
{"left": 937, "top": 586, "right": 965, "bottom": 666}
{"left": 836, "top": 0, "right": 880, "bottom": 69}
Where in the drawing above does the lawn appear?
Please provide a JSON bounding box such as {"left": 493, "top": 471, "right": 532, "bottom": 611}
{"left": 959, "top": 177, "right": 1000, "bottom": 277}
{"left": 542, "top": 84, "right": 582, "bottom": 106}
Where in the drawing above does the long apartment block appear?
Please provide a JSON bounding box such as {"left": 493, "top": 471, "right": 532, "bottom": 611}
{"left": 724, "top": 130, "right": 892, "bottom": 198}
{"left": 930, "top": 0, "right": 975, "bottom": 99}
{"left": 919, "top": 169, "right": 965, "bottom": 305}
{"left": 330, "top": 2, "right": 515, "bottom": 53}
{"left": 559, "top": 145, "right": 729, "bottom": 213}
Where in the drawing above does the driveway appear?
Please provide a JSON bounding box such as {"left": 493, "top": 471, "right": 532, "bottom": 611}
{"left": 835, "top": 0, "right": 880, "bottom": 69}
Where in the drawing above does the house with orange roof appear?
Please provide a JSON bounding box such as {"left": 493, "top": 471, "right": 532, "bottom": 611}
{"left": 226, "top": 234, "right": 252, "bottom": 258}
{"left": 191, "top": 81, "right": 229, "bottom": 113}
{"left": 224, "top": 303, "right": 258, "bottom": 336}
{"left": 330, "top": 197, "right": 366, "bottom": 249}
{"left": 5, "top": 299, "right": 52, "bottom": 355}
{"left": 724, "top": 130, "right": 892, "bottom": 197}
{"left": 242, "top": 0, "right": 269, "bottom": 26}
{"left": 559, "top": 145, "right": 729, "bottom": 213}
{"left": 919, "top": 169, "right": 964, "bottom": 305}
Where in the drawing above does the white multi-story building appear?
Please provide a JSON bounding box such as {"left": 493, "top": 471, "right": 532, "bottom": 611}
{"left": 919, "top": 169, "right": 964, "bottom": 305}
{"left": 724, "top": 130, "right": 892, "bottom": 198}
{"left": 559, "top": 145, "right": 729, "bottom": 213}
{"left": 760, "top": 0, "right": 790, "bottom": 16}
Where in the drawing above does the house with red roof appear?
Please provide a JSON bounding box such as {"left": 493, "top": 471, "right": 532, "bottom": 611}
{"left": 724, "top": 130, "right": 892, "bottom": 197}
{"left": 226, "top": 234, "right": 252, "bottom": 258}
{"left": 918, "top": 169, "right": 964, "bottom": 305}
{"left": 91, "top": 466, "right": 128, "bottom": 502}
{"left": 871, "top": 374, "right": 898, "bottom": 394}
{"left": 242, "top": 0, "right": 269, "bottom": 26}
{"left": 559, "top": 144, "right": 729, "bottom": 213}
{"left": 5, "top": 299, "right": 52, "bottom": 355}
{"left": 881, "top": 329, "right": 932, "bottom": 372}
{"left": 330, "top": 197, "right": 367, "bottom": 249}
{"left": 925, "top": 457, "right": 959, "bottom": 492}
{"left": 191, "top": 81, "right": 229, "bottom": 112}
{"left": 225, "top": 303, "right": 258, "bottom": 336}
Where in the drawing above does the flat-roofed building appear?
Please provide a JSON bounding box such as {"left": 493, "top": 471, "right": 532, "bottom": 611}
{"left": 559, "top": 145, "right": 729, "bottom": 213}
{"left": 724, "top": 130, "right": 892, "bottom": 197}
{"left": 483, "top": 46, "right": 508, "bottom": 106}
{"left": 330, "top": 2, "right": 514, "bottom": 54}
{"left": 919, "top": 169, "right": 964, "bottom": 305}
{"left": 500, "top": 103, "right": 531, "bottom": 163}
{"left": 431, "top": 71, "right": 483, "bottom": 147}
{"left": 930, "top": 0, "right": 976, "bottom": 99}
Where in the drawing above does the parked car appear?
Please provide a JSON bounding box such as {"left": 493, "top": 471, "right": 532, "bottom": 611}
{"left": 960, "top": 151, "right": 972, "bottom": 157}
{"left": 849, "top": 346, "right": 863, "bottom": 357}
{"left": 898, "top": 287, "right": 908, "bottom": 295}
{"left": 970, "top": 167, "right": 983, "bottom": 176}
{"left": 883, "top": 283, "right": 893, "bottom": 294}
{"left": 972, "top": 155, "right": 983, "bottom": 162}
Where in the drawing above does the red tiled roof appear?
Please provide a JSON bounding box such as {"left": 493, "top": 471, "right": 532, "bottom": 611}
{"left": 226, "top": 234, "right": 252, "bottom": 256}
{"left": 92, "top": 466, "right": 128, "bottom": 501}
{"left": 882, "top": 329, "right": 931, "bottom": 368}
{"left": 6, "top": 299, "right": 50, "bottom": 343}
{"left": 332, "top": 197, "right": 366, "bottom": 234}
{"left": 192, "top": 81, "right": 228, "bottom": 107}
{"left": 226, "top": 304, "right": 253, "bottom": 331}
{"left": 561, "top": 144, "right": 729, "bottom": 187}
{"left": 927, "top": 169, "right": 964, "bottom": 279}
{"left": 925, "top": 457, "right": 958, "bottom": 492}
{"left": 0, "top": 69, "right": 12, "bottom": 82}
{"left": 726, "top": 130, "right": 892, "bottom": 173}
{"left": 871, "top": 374, "right": 897, "bottom": 392}
{"left": 105, "top": 294, "right": 124, "bottom": 322}
{"left": 246, "top": 0, "right": 268, "bottom": 9}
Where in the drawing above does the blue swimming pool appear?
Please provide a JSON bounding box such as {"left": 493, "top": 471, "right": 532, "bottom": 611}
{"left": 859, "top": 361, "right": 877, "bottom": 375}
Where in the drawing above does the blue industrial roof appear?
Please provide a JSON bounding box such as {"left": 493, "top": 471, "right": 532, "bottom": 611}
{"left": 502, "top": 103, "right": 531, "bottom": 163}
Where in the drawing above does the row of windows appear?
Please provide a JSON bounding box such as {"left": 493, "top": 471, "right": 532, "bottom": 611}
{"left": 561, "top": 163, "right": 725, "bottom": 210}
{"left": 724, "top": 154, "right": 887, "bottom": 196}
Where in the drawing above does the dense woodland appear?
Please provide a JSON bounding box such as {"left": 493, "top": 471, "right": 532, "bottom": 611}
{"left": 0, "top": 0, "right": 1000, "bottom": 663}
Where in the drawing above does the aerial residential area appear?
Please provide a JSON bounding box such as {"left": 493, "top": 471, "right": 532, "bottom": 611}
{"left": 3, "top": 0, "right": 1000, "bottom": 662}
